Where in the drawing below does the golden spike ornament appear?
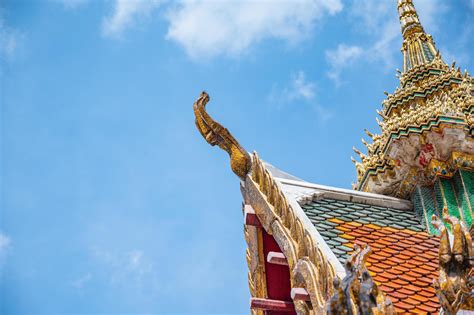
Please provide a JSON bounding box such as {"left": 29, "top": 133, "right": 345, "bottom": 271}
{"left": 432, "top": 212, "right": 474, "bottom": 314}
{"left": 193, "top": 91, "right": 252, "bottom": 179}
{"left": 364, "top": 129, "right": 374, "bottom": 139}
{"left": 326, "top": 244, "right": 395, "bottom": 315}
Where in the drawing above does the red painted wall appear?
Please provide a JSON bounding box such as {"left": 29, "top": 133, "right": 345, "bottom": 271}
{"left": 262, "top": 229, "right": 297, "bottom": 315}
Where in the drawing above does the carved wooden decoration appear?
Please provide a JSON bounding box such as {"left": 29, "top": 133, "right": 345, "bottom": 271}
{"left": 193, "top": 91, "right": 252, "bottom": 179}
{"left": 326, "top": 244, "right": 395, "bottom": 315}
{"left": 432, "top": 214, "right": 474, "bottom": 314}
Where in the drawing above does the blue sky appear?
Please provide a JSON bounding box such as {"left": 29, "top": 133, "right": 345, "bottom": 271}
{"left": 0, "top": 0, "right": 472, "bottom": 313}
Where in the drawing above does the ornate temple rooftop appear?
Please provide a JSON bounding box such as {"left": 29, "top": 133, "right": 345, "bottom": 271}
{"left": 352, "top": 0, "right": 473, "bottom": 199}
{"left": 269, "top": 166, "right": 440, "bottom": 312}
{"left": 193, "top": 0, "right": 473, "bottom": 313}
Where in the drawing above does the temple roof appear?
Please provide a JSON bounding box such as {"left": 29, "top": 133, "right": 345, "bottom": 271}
{"left": 301, "top": 199, "right": 424, "bottom": 262}
{"left": 270, "top": 165, "right": 441, "bottom": 313}
{"left": 301, "top": 199, "right": 439, "bottom": 313}
{"left": 191, "top": 1, "right": 473, "bottom": 309}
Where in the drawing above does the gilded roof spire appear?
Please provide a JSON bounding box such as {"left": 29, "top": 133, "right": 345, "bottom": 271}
{"left": 352, "top": 0, "right": 471, "bottom": 200}
{"left": 397, "top": 0, "right": 424, "bottom": 39}
{"left": 397, "top": 0, "right": 441, "bottom": 72}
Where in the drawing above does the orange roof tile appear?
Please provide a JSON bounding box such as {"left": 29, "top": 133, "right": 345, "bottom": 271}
{"left": 302, "top": 199, "right": 441, "bottom": 313}
{"left": 336, "top": 222, "right": 441, "bottom": 312}
{"left": 394, "top": 300, "right": 416, "bottom": 310}
{"left": 417, "top": 303, "right": 439, "bottom": 313}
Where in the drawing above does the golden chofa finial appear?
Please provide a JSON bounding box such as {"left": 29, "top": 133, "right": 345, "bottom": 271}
{"left": 353, "top": 147, "right": 366, "bottom": 159}
{"left": 375, "top": 117, "right": 384, "bottom": 127}
{"left": 364, "top": 129, "right": 374, "bottom": 139}
{"left": 193, "top": 91, "right": 252, "bottom": 179}
{"left": 376, "top": 109, "right": 388, "bottom": 119}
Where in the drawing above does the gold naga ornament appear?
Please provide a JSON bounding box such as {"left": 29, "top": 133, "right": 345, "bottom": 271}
{"left": 192, "top": 91, "right": 397, "bottom": 314}
{"left": 193, "top": 91, "right": 252, "bottom": 180}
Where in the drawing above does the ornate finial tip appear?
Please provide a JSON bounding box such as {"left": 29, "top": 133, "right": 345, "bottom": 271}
{"left": 198, "top": 91, "right": 209, "bottom": 102}
{"left": 193, "top": 91, "right": 252, "bottom": 179}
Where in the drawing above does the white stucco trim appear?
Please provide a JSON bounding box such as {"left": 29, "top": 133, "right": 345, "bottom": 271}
{"left": 276, "top": 177, "right": 413, "bottom": 211}
{"left": 274, "top": 179, "right": 346, "bottom": 279}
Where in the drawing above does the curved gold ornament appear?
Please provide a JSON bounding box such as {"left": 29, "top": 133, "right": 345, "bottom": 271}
{"left": 193, "top": 91, "right": 252, "bottom": 179}
{"left": 432, "top": 213, "right": 474, "bottom": 314}
{"left": 326, "top": 244, "right": 395, "bottom": 315}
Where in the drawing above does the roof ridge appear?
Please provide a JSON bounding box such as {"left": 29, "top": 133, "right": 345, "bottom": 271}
{"left": 276, "top": 177, "right": 413, "bottom": 211}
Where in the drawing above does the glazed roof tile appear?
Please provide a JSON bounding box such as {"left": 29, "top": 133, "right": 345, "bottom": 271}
{"left": 301, "top": 198, "right": 440, "bottom": 313}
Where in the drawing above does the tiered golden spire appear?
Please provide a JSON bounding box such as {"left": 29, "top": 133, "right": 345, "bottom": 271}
{"left": 353, "top": 0, "right": 473, "bottom": 198}
{"left": 397, "top": 0, "right": 440, "bottom": 72}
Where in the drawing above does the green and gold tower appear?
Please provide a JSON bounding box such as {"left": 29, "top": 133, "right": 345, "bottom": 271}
{"left": 353, "top": 0, "right": 474, "bottom": 234}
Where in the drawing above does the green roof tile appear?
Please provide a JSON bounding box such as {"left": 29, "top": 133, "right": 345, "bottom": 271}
{"left": 317, "top": 222, "right": 335, "bottom": 230}
{"left": 324, "top": 204, "right": 340, "bottom": 210}
{"left": 320, "top": 213, "right": 334, "bottom": 219}
{"left": 391, "top": 223, "right": 408, "bottom": 229}
{"left": 325, "top": 239, "right": 341, "bottom": 247}
{"left": 332, "top": 209, "right": 351, "bottom": 216}
{"left": 340, "top": 245, "right": 353, "bottom": 252}
{"left": 359, "top": 209, "right": 374, "bottom": 216}
{"left": 322, "top": 221, "right": 339, "bottom": 228}
{"left": 300, "top": 197, "right": 426, "bottom": 263}
{"left": 319, "top": 230, "right": 339, "bottom": 238}
{"left": 332, "top": 248, "right": 347, "bottom": 256}
{"left": 357, "top": 218, "right": 372, "bottom": 224}
{"left": 333, "top": 236, "right": 350, "bottom": 244}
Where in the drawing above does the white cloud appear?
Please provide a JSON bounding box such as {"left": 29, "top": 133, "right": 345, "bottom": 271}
{"left": 325, "top": 0, "right": 447, "bottom": 84}
{"left": 0, "top": 233, "right": 11, "bottom": 253}
{"left": 293, "top": 71, "right": 316, "bottom": 101}
{"left": 287, "top": 70, "right": 316, "bottom": 102}
{"left": 54, "top": 0, "right": 89, "bottom": 9}
{"left": 439, "top": 9, "right": 472, "bottom": 69}
{"left": 71, "top": 272, "right": 92, "bottom": 289}
{"left": 364, "top": 0, "right": 446, "bottom": 69}
{"left": 102, "top": 0, "right": 164, "bottom": 38}
{"left": 166, "top": 0, "right": 343, "bottom": 59}
{"left": 351, "top": 0, "right": 443, "bottom": 37}
{"left": 442, "top": 47, "right": 470, "bottom": 68}
{"left": 325, "top": 44, "right": 363, "bottom": 85}
{"left": 91, "top": 247, "right": 156, "bottom": 288}
{"left": 0, "top": 232, "right": 11, "bottom": 271}
{"left": 268, "top": 70, "right": 331, "bottom": 121}
{"left": 0, "top": 11, "right": 21, "bottom": 60}
{"left": 270, "top": 70, "right": 316, "bottom": 104}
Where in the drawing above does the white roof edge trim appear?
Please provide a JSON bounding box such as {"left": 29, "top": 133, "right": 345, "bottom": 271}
{"left": 275, "top": 177, "right": 413, "bottom": 211}
{"left": 275, "top": 181, "right": 347, "bottom": 279}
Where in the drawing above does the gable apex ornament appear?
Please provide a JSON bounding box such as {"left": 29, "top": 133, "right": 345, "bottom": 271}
{"left": 193, "top": 91, "right": 252, "bottom": 179}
